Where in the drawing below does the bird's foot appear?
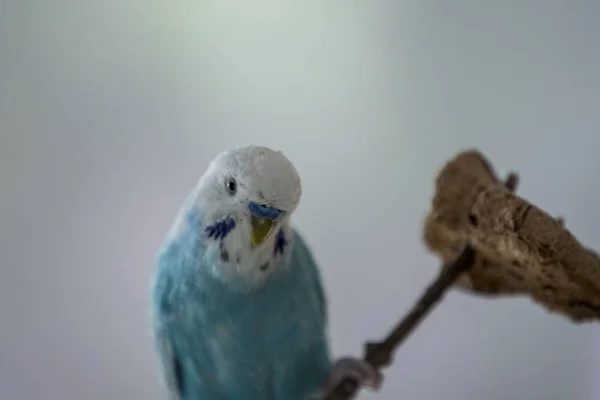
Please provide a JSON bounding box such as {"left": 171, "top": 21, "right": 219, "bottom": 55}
{"left": 324, "top": 357, "right": 383, "bottom": 393}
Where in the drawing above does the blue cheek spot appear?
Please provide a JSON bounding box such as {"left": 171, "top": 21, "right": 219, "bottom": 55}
{"left": 273, "top": 228, "right": 288, "bottom": 256}
{"left": 249, "top": 202, "right": 283, "bottom": 221}
{"left": 205, "top": 217, "right": 236, "bottom": 241}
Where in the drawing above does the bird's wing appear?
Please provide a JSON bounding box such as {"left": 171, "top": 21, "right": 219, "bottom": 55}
{"left": 292, "top": 228, "right": 328, "bottom": 322}
{"left": 152, "top": 258, "right": 185, "bottom": 400}
{"left": 151, "top": 237, "right": 220, "bottom": 399}
{"left": 153, "top": 328, "right": 185, "bottom": 400}
{"left": 153, "top": 293, "right": 221, "bottom": 399}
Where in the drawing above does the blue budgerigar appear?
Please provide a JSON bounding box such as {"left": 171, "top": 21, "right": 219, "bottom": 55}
{"left": 151, "top": 146, "right": 381, "bottom": 399}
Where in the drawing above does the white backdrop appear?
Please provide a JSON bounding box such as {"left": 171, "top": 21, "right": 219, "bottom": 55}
{"left": 2, "top": 1, "right": 600, "bottom": 399}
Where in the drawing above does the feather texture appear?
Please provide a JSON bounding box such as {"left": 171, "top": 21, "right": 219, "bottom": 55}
{"left": 152, "top": 215, "right": 332, "bottom": 400}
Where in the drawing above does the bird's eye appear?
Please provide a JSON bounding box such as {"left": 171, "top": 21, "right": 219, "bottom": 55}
{"left": 225, "top": 178, "right": 237, "bottom": 195}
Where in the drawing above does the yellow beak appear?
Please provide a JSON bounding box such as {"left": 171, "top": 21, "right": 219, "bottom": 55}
{"left": 251, "top": 215, "right": 276, "bottom": 247}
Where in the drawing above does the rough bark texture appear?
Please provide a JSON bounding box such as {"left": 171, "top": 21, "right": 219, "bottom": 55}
{"left": 423, "top": 149, "right": 600, "bottom": 322}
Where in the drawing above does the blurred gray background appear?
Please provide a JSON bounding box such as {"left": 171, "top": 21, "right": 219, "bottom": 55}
{"left": 2, "top": 1, "right": 600, "bottom": 399}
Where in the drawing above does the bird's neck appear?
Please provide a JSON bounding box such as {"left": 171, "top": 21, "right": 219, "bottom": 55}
{"left": 204, "top": 220, "right": 293, "bottom": 292}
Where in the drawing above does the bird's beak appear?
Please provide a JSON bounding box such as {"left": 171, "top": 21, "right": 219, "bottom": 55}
{"left": 250, "top": 215, "right": 276, "bottom": 247}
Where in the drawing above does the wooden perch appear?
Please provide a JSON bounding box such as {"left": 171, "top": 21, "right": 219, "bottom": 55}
{"left": 324, "top": 162, "right": 522, "bottom": 400}
{"left": 326, "top": 150, "right": 600, "bottom": 400}
{"left": 424, "top": 149, "right": 600, "bottom": 322}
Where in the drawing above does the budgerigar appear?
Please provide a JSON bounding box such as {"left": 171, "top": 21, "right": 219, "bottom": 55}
{"left": 151, "top": 146, "right": 381, "bottom": 399}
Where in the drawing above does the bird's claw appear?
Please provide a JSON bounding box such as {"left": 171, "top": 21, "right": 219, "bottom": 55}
{"left": 325, "top": 357, "right": 383, "bottom": 393}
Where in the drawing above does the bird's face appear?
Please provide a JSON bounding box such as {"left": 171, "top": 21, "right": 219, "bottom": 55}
{"left": 199, "top": 146, "right": 301, "bottom": 249}
{"left": 192, "top": 146, "right": 301, "bottom": 289}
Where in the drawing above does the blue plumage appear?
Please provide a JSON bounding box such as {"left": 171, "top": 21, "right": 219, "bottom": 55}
{"left": 151, "top": 146, "right": 380, "bottom": 400}
{"left": 152, "top": 213, "right": 332, "bottom": 400}
{"left": 204, "top": 217, "right": 236, "bottom": 241}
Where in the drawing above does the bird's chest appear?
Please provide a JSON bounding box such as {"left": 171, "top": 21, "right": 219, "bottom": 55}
{"left": 200, "top": 274, "right": 324, "bottom": 381}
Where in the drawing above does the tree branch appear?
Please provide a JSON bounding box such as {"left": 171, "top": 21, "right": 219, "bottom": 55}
{"left": 324, "top": 162, "right": 519, "bottom": 399}
{"left": 326, "top": 149, "right": 600, "bottom": 399}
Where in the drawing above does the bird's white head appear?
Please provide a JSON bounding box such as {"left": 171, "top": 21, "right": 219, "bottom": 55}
{"left": 190, "top": 145, "right": 302, "bottom": 289}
